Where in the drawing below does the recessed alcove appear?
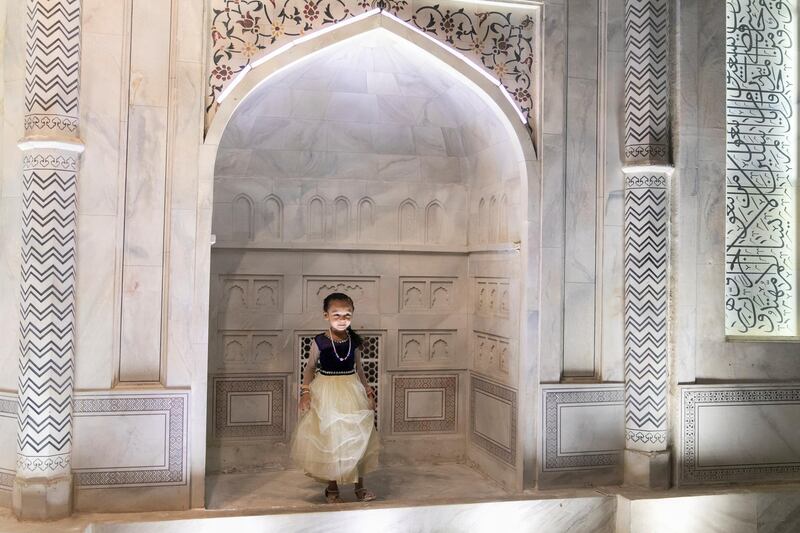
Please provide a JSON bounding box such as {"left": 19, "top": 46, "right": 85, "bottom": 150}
{"left": 206, "top": 25, "right": 535, "bottom": 501}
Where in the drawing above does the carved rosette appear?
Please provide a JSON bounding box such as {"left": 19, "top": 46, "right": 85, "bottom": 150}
{"left": 16, "top": 0, "right": 83, "bottom": 485}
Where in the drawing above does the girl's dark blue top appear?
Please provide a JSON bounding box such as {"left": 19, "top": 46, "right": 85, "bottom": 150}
{"left": 314, "top": 333, "right": 357, "bottom": 375}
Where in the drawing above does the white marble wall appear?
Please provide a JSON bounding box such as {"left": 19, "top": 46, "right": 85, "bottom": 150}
{"left": 0, "top": 0, "right": 23, "bottom": 394}
{"left": 539, "top": 0, "right": 624, "bottom": 382}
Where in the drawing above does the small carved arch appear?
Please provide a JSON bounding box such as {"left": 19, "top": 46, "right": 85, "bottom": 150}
{"left": 232, "top": 194, "right": 254, "bottom": 242}
{"left": 425, "top": 200, "right": 444, "bottom": 244}
{"left": 334, "top": 196, "right": 351, "bottom": 242}
{"left": 488, "top": 195, "right": 499, "bottom": 243}
{"left": 261, "top": 194, "right": 283, "bottom": 241}
{"left": 398, "top": 198, "right": 418, "bottom": 243}
{"left": 499, "top": 194, "right": 509, "bottom": 242}
{"left": 357, "top": 197, "right": 376, "bottom": 242}
{"left": 307, "top": 195, "right": 326, "bottom": 241}
{"left": 477, "top": 197, "right": 488, "bottom": 244}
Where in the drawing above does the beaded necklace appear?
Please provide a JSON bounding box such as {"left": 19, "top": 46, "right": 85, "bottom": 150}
{"left": 328, "top": 329, "right": 351, "bottom": 362}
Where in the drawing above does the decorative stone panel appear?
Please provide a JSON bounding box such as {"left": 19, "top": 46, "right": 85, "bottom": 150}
{"left": 72, "top": 392, "right": 188, "bottom": 488}
{"left": 470, "top": 375, "right": 516, "bottom": 465}
{"left": 398, "top": 330, "right": 457, "bottom": 367}
{"left": 391, "top": 374, "right": 458, "bottom": 433}
{"left": 303, "top": 276, "right": 379, "bottom": 314}
{"left": 0, "top": 394, "right": 16, "bottom": 491}
{"left": 680, "top": 384, "right": 800, "bottom": 485}
{"left": 473, "top": 331, "right": 512, "bottom": 375}
{"left": 206, "top": 1, "right": 538, "bottom": 129}
{"left": 213, "top": 375, "right": 286, "bottom": 439}
{"left": 399, "top": 277, "right": 457, "bottom": 312}
{"left": 218, "top": 275, "right": 283, "bottom": 330}
{"left": 474, "top": 277, "right": 510, "bottom": 318}
{"left": 541, "top": 385, "right": 624, "bottom": 472}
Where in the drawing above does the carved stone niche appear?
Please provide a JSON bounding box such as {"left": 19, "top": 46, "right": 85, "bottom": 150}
{"left": 216, "top": 330, "right": 291, "bottom": 373}
{"left": 474, "top": 277, "right": 511, "bottom": 319}
{"left": 218, "top": 275, "right": 283, "bottom": 330}
{"left": 473, "top": 331, "right": 512, "bottom": 376}
{"left": 399, "top": 277, "right": 457, "bottom": 313}
{"left": 303, "top": 276, "right": 379, "bottom": 314}
{"left": 398, "top": 330, "right": 457, "bottom": 369}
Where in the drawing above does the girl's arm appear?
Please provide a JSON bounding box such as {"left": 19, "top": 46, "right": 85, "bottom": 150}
{"left": 299, "top": 342, "right": 319, "bottom": 412}
{"left": 302, "top": 341, "right": 320, "bottom": 387}
{"left": 355, "top": 348, "right": 375, "bottom": 406}
{"left": 355, "top": 347, "right": 368, "bottom": 388}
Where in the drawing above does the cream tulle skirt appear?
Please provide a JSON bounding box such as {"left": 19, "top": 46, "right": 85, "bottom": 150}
{"left": 290, "top": 373, "right": 379, "bottom": 484}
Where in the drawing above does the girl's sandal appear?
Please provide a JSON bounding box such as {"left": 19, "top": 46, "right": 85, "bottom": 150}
{"left": 325, "top": 487, "right": 341, "bottom": 504}
{"left": 355, "top": 487, "right": 376, "bottom": 502}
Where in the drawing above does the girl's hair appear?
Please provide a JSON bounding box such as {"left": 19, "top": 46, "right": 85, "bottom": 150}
{"left": 323, "top": 292, "right": 363, "bottom": 348}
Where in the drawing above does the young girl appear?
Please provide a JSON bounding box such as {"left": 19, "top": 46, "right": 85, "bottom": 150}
{"left": 290, "top": 292, "right": 379, "bottom": 503}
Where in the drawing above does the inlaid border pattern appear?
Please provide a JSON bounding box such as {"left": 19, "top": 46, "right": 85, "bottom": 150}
{"left": 542, "top": 387, "right": 624, "bottom": 471}
{"left": 72, "top": 394, "right": 188, "bottom": 488}
{"left": 0, "top": 393, "right": 16, "bottom": 490}
{"left": 213, "top": 375, "right": 286, "bottom": 439}
{"left": 470, "top": 375, "right": 516, "bottom": 465}
{"left": 392, "top": 375, "right": 458, "bottom": 433}
{"left": 681, "top": 386, "right": 800, "bottom": 484}
{"left": 206, "top": 0, "right": 537, "bottom": 128}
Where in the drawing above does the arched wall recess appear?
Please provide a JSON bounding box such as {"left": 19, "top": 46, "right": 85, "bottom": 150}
{"left": 399, "top": 199, "right": 419, "bottom": 243}
{"left": 334, "top": 196, "right": 352, "bottom": 242}
{"left": 357, "top": 197, "right": 376, "bottom": 242}
{"left": 425, "top": 200, "right": 444, "bottom": 244}
{"left": 308, "top": 196, "right": 326, "bottom": 241}
{"left": 232, "top": 194, "right": 254, "bottom": 241}
{"left": 261, "top": 194, "right": 283, "bottom": 241}
{"left": 200, "top": 11, "right": 541, "bottom": 493}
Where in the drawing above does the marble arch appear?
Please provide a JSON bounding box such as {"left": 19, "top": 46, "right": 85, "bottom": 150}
{"left": 198, "top": 12, "right": 541, "bottom": 492}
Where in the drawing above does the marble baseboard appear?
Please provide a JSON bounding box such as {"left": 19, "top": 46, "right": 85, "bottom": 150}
{"left": 679, "top": 383, "right": 800, "bottom": 485}
{"left": 92, "top": 496, "right": 615, "bottom": 533}
{"left": 623, "top": 490, "right": 800, "bottom": 533}
{"left": 538, "top": 384, "right": 624, "bottom": 488}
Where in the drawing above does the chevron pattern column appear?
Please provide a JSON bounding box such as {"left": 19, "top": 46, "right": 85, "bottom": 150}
{"left": 13, "top": 0, "right": 83, "bottom": 520}
{"left": 622, "top": 0, "right": 671, "bottom": 488}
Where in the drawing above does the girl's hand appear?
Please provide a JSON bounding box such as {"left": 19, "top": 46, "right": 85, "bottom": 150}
{"left": 299, "top": 393, "right": 311, "bottom": 414}
{"left": 365, "top": 385, "right": 376, "bottom": 410}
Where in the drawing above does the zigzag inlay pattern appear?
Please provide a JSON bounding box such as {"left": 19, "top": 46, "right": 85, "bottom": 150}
{"left": 623, "top": 174, "right": 668, "bottom": 450}
{"left": 24, "top": 0, "right": 81, "bottom": 135}
{"left": 624, "top": 0, "right": 669, "bottom": 164}
{"left": 16, "top": 153, "right": 79, "bottom": 476}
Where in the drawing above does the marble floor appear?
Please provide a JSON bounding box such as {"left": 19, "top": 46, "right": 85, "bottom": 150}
{"left": 205, "top": 463, "right": 510, "bottom": 509}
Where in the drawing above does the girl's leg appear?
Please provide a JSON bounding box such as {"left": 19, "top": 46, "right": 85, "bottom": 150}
{"left": 325, "top": 480, "right": 340, "bottom": 503}
{"left": 354, "top": 477, "right": 376, "bottom": 501}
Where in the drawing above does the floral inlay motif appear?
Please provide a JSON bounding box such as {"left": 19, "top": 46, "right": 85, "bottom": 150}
{"left": 206, "top": 0, "right": 537, "bottom": 129}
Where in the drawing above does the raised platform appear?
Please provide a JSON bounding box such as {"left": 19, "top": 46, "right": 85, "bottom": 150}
{"left": 0, "top": 464, "right": 799, "bottom": 532}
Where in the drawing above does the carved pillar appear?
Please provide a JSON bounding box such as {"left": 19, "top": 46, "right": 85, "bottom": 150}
{"left": 621, "top": 0, "right": 671, "bottom": 488}
{"left": 13, "top": 0, "right": 83, "bottom": 519}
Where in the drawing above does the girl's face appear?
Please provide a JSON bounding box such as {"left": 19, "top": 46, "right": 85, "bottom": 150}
{"left": 324, "top": 301, "right": 353, "bottom": 333}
